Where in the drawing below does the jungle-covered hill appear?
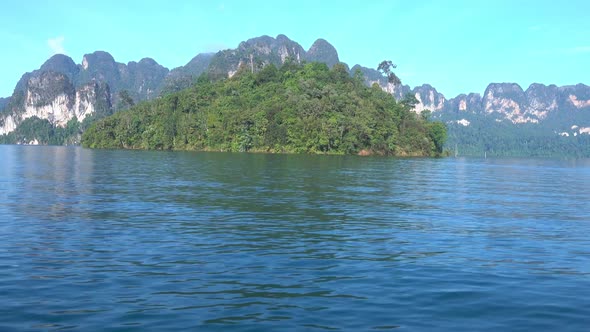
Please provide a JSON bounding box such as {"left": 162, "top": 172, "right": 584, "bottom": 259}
{"left": 82, "top": 61, "right": 446, "bottom": 156}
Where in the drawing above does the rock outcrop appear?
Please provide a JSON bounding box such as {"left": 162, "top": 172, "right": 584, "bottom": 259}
{"left": 1, "top": 34, "right": 589, "bottom": 142}
{"left": 0, "top": 71, "right": 110, "bottom": 135}
{"left": 445, "top": 93, "right": 482, "bottom": 114}
{"left": 412, "top": 84, "right": 446, "bottom": 114}
{"left": 349, "top": 64, "right": 411, "bottom": 100}
{"left": 207, "top": 34, "right": 309, "bottom": 79}
{"left": 0, "top": 97, "right": 10, "bottom": 112}
{"left": 305, "top": 38, "right": 340, "bottom": 68}
{"left": 160, "top": 53, "right": 214, "bottom": 94}
{"left": 438, "top": 83, "right": 590, "bottom": 127}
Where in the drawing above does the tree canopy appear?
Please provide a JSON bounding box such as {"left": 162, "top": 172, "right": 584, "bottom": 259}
{"left": 377, "top": 60, "right": 402, "bottom": 86}
{"left": 82, "top": 62, "right": 447, "bottom": 156}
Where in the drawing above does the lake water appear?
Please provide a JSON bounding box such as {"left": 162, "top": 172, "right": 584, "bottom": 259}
{"left": 1, "top": 145, "right": 589, "bottom": 331}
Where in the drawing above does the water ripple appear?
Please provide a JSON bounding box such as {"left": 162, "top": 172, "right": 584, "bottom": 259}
{"left": 1, "top": 146, "right": 589, "bottom": 331}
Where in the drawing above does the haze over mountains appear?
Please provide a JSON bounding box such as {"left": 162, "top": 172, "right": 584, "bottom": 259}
{"left": 1, "top": 34, "right": 589, "bottom": 154}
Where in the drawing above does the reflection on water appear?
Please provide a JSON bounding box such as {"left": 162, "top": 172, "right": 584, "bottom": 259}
{"left": 3, "top": 146, "right": 95, "bottom": 221}
{"left": 1, "top": 146, "right": 589, "bottom": 331}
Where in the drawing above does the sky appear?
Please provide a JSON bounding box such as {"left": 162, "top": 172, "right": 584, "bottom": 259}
{"left": 1, "top": 0, "right": 589, "bottom": 98}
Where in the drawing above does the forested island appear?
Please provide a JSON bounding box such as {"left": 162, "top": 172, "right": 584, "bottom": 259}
{"left": 82, "top": 61, "right": 447, "bottom": 156}
{"left": 2, "top": 34, "right": 589, "bottom": 157}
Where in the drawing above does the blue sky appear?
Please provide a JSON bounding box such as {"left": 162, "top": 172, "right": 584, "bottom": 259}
{"left": 1, "top": 0, "right": 589, "bottom": 98}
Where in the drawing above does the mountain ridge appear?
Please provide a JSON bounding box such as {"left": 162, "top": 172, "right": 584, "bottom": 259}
{"left": 1, "top": 34, "right": 589, "bottom": 154}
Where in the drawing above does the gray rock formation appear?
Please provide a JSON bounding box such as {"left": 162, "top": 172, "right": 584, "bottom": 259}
{"left": 1, "top": 34, "right": 589, "bottom": 143}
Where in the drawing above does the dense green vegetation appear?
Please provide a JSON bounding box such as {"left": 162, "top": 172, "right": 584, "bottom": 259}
{"left": 441, "top": 115, "right": 590, "bottom": 158}
{"left": 0, "top": 114, "right": 109, "bottom": 145}
{"left": 82, "top": 62, "right": 447, "bottom": 156}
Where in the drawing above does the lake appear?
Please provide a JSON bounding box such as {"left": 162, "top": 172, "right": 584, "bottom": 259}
{"left": 1, "top": 145, "right": 589, "bottom": 331}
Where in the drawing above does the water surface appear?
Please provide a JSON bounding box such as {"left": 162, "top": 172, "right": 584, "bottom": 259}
{"left": 1, "top": 145, "right": 589, "bottom": 331}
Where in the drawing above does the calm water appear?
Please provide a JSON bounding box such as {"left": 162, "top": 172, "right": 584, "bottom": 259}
{"left": 1, "top": 145, "right": 589, "bottom": 331}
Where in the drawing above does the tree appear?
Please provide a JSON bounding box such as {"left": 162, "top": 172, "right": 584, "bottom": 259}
{"left": 83, "top": 60, "right": 446, "bottom": 156}
{"left": 377, "top": 60, "right": 401, "bottom": 86}
{"left": 401, "top": 92, "right": 419, "bottom": 109}
{"left": 428, "top": 122, "right": 447, "bottom": 155}
{"left": 420, "top": 109, "right": 432, "bottom": 121}
{"left": 118, "top": 90, "right": 135, "bottom": 110}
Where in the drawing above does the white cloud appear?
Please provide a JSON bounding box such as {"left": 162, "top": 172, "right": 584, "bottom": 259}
{"left": 47, "top": 36, "right": 66, "bottom": 55}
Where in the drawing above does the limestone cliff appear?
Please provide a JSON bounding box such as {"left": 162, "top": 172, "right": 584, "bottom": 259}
{"left": 305, "top": 38, "right": 340, "bottom": 68}
{"left": 438, "top": 83, "right": 590, "bottom": 127}
{"left": 445, "top": 93, "right": 482, "bottom": 113}
{"left": 1, "top": 34, "right": 589, "bottom": 145}
{"left": 208, "top": 34, "right": 307, "bottom": 80}
{"left": 0, "top": 71, "right": 110, "bottom": 135}
{"left": 349, "top": 64, "right": 411, "bottom": 100}
{"left": 412, "top": 84, "right": 446, "bottom": 114}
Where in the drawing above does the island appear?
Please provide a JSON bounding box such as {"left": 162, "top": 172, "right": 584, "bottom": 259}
{"left": 82, "top": 61, "right": 447, "bottom": 157}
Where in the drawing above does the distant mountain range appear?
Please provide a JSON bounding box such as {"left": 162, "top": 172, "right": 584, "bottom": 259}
{"left": 1, "top": 34, "right": 589, "bottom": 155}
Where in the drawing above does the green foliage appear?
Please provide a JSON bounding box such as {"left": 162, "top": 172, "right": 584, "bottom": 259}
{"left": 401, "top": 93, "right": 419, "bottom": 109}
{"left": 377, "top": 60, "right": 401, "bottom": 86}
{"left": 440, "top": 113, "right": 590, "bottom": 157}
{"left": 428, "top": 121, "right": 447, "bottom": 155}
{"left": 82, "top": 62, "right": 446, "bottom": 156}
{"left": 117, "top": 90, "right": 135, "bottom": 110}
{"left": 0, "top": 116, "right": 82, "bottom": 145}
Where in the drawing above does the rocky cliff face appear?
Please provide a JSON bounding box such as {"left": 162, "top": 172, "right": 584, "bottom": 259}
{"left": 445, "top": 93, "right": 482, "bottom": 114}
{"left": 412, "top": 84, "right": 446, "bottom": 114}
{"left": 348, "top": 68, "right": 588, "bottom": 127}
{"left": 160, "top": 53, "right": 214, "bottom": 94}
{"left": 559, "top": 84, "right": 590, "bottom": 110}
{"left": 120, "top": 57, "right": 169, "bottom": 101}
{"left": 207, "top": 34, "right": 307, "bottom": 79}
{"left": 1, "top": 34, "right": 589, "bottom": 142}
{"left": 1, "top": 71, "right": 76, "bottom": 135}
{"left": 482, "top": 83, "right": 531, "bottom": 123}
{"left": 74, "top": 81, "right": 111, "bottom": 121}
{"left": 12, "top": 51, "right": 168, "bottom": 106}
{"left": 349, "top": 64, "right": 411, "bottom": 100}
{"left": 23, "top": 71, "right": 76, "bottom": 126}
{"left": 207, "top": 34, "right": 342, "bottom": 80}
{"left": 437, "top": 82, "right": 590, "bottom": 129}
{"left": 0, "top": 71, "right": 110, "bottom": 135}
{"left": 0, "top": 97, "right": 10, "bottom": 112}
{"left": 1, "top": 51, "right": 165, "bottom": 136}
{"left": 525, "top": 83, "right": 559, "bottom": 116}
{"left": 78, "top": 51, "right": 169, "bottom": 102}
{"left": 305, "top": 38, "right": 339, "bottom": 68}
